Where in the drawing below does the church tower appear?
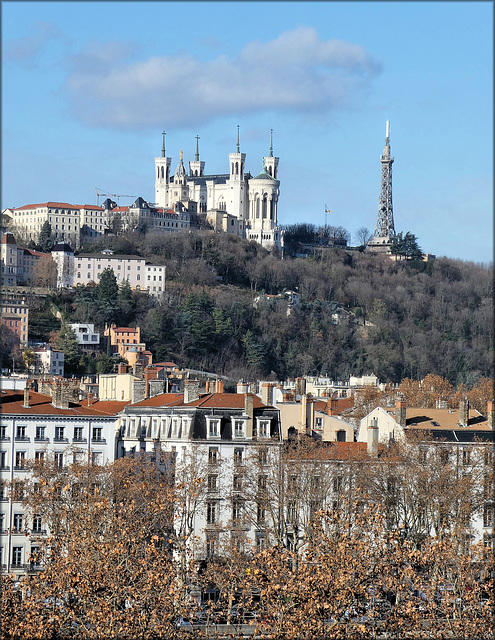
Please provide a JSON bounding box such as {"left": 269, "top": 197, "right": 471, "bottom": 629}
{"left": 262, "top": 129, "right": 279, "bottom": 180}
{"left": 189, "top": 135, "right": 205, "bottom": 177}
{"left": 169, "top": 150, "right": 189, "bottom": 207}
{"left": 155, "top": 132, "right": 171, "bottom": 208}
{"left": 228, "top": 126, "right": 247, "bottom": 228}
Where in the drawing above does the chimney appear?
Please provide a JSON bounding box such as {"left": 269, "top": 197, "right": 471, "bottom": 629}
{"left": 51, "top": 381, "right": 70, "bottom": 409}
{"left": 459, "top": 399, "right": 469, "bottom": 427}
{"left": 133, "top": 362, "right": 144, "bottom": 379}
{"left": 131, "top": 380, "right": 146, "bottom": 404}
{"left": 217, "top": 379, "right": 224, "bottom": 394}
{"left": 327, "top": 396, "right": 339, "bottom": 416}
{"left": 148, "top": 379, "right": 164, "bottom": 398}
{"left": 487, "top": 400, "right": 494, "bottom": 430}
{"left": 87, "top": 392, "right": 93, "bottom": 406}
{"left": 396, "top": 399, "right": 407, "bottom": 428}
{"left": 237, "top": 380, "right": 249, "bottom": 394}
{"left": 144, "top": 366, "right": 158, "bottom": 398}
{"left": 300, "top": 395, "right": 308, "bottom": 434}
{"left": 205, "top": 380, "right": 211, "bottom": 393}
{"left": 117, "top": 363, "right": 128, "bottom": 375}
{"left": 367, "top": 418, "right": 379, "bottom": 457}
{"left": 244, "top": 393, "right": 254, "bottom": 438}
{"left": 261, "top": 383, "right": 273, "bottom": 405}
{"left": 295, "top": 377, "right": 306, "bottom": 397}
{"left": 184, "top": 379, "right": 200, "bottom": 404}
{"left": 23, "top": 381, "right": 31, "bottom": 408}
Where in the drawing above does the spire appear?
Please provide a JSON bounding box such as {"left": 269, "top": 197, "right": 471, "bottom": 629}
{"left": 236, "top": 125, "right": 240, "bottom": 153}
{"left": 161, "top": 131, "right": 166, "bottom": 157}
{"left": 269, "top": 129, "right": 273, "bottom": 157}
{"left": 383, "top": 120, "right": 390, "bottom": 159}
{"left": 195, "top": 135, "right": 200, "bottom": 161}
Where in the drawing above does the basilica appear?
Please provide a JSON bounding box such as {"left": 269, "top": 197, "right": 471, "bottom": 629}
{"left": 154, "top": 127, "right": 283, "bottom": 251}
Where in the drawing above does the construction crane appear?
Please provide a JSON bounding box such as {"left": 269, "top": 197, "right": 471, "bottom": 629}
{"left": 95, "top": 188, "right": 137, "bottom": 207}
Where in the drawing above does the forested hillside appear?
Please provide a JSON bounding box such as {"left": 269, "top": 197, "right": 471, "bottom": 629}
{"left": 32, "top": 231, "right": 493, "bottom": 385}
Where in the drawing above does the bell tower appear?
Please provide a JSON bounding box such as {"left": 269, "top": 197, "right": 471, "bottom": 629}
{"left": 189, "top": 135, "right": 205, "bottom": 177}
{"left": 262, "top": 129, "right": 279, "bottom": 179}
{"left": 228, "top": 125, "right": 247, "bottom": 226}
{"left": 155, "top": 131, "right": 171, "bottom": 208}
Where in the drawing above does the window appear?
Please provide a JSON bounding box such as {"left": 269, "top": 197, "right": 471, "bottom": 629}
{"left": 208, "top": 447, "right": 218, "bottom": 464}
{"left": 32, "top": 515, "right": 43, "bottom": 533}
{"left": 55, "top": 426, "right": 65, "bottom": 441}
{"left": 74, "top": 427, "right": 84, "bottom": 442}
{"left": 462, "top": 449, "right": 471, "bottom": 465}
{"left": 13, "top": 513, "right": 23, "bottom": 531}
{"left": 15, "top": 451, "right": 26, "bottom": 469}
{"left": 232, "top": 501, "right": 242, "bottom": 522}
{"left": 92, "top": 427, "right": 103, "bottom": 442}
{"left": 257, "top": 503, "right": 266, "bottom": 524}
{"left": 35, "top": 426, "right": 46, "bottom": 441}
{"left": 35, "top": 451, "right": 44, "bottom": 462}
{"left": 234, "top": 448, "right": 243, "bottom": 466}
{"left": 92, "top": 452, "right": 102, "bottom": 466}
{"left": 258, "top": 474, "right": 267, "bottom": 493}
{"left": 0, "top": 451, "right": 6, "bottom": 469}
{"left": 233, "top": 420, "right": 244, "bottom": 438}
{"left": 336, "top": 430, "right": 346, "bottom": 442}
{"left": 0, "top": 425, "right": 7, "bottom": 440}
{"left": 206, "top": 534, "right": 217, "bottom": 557}
{"left": 315, "top": 417, "right": 323, "bottom": 428}
{"left": 257, "top": 420, "right": 270, "bottom": 438}
{"left": 333, "top": 476, "right": 343, "bottom": 493}
{"left": 259, "top": 447, "right": 268, "bottom": 466}
{"left": 208, "top": 420, "right": 220, "bottom": 438}
{"left": 208, "top": 474, "right": 218, "bottom": 493}
{"left": 233, "top": 475, "right": 242, "bottom": 492}
{"left": 12, "top": 547, "right": 23, "bottom": 567}
{"left": 484, "top": 505, "right": 494, "bottom": 528}
{"left": 73, "top": 451, "right": 84, "bottom": 464}
{"left": 16, "top": 425, "right": 27, "bottom": 440}
{"left": 54, "top": 453, "right": 64, "bottom": 468}
{"left": 206, "top": 502, "right": 217, "bottom": 525}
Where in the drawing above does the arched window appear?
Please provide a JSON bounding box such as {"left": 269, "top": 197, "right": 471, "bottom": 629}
{"left": 268, "top": 166, "right": 272, "bottom": 176}
{"left": 262, "top": 194, "right": 268, "bottom": 218}
{"left": 231, "top": 163, "right": 234, "bottom": 174}
{"left": 255, "top": 197, "right": 260, "bottom": 219}
{"left": 235, "top": 162, "right": 239, "bottom": 175}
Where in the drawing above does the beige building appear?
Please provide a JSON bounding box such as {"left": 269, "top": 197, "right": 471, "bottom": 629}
{"left": 0, "top": 298, "right": 29, "bottom": 346}
{"left": 98, "top": 371, "right": 140, "bottom": 401}
{"left": 10, "top": 202, "right": 81, "bottom": 248}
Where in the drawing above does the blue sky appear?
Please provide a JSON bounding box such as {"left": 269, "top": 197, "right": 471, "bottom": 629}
{"left": 2, "top": 1, "right": 493, "bottom": 264}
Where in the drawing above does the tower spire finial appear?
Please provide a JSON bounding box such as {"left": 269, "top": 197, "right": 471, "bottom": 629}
{"left": 236, "top": 125, "right": 240, "bottom": 153}
{"left": 195, "top": 135, "right": 200, "bottom": 161}
{"left": 161, "top": 131, "right": 166, "bottom": 157}
{"left": 269, "top": 129, "right": 273, "bottom": 157}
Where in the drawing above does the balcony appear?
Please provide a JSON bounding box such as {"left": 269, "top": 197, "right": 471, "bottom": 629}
{"left": 31, "top": 529, "right": 47, "bottom": 537}
{"left": 72, "top": 437, "right": 87, "bottom": 443}
{"left": 34, "top": 437, "right": 49, "bottom": 443}
{"left": 54, "top": 437, "right": 69, "bottom": 444}
{"left": 92, "top": 438, "right": 106, "bottom": 444}
{"left": 15, "top": 436, "right": 30, "bottom": 442}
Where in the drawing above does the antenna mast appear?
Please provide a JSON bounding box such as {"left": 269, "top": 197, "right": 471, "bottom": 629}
{"left": 369, "top": 121, "right": 395, "bottom": 249}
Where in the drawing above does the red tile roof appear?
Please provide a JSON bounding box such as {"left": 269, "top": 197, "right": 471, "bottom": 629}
{"left": 128, "top": 393, "right": 185, "bottom": 408}
{"left": 130, "top": 392, "right": 270, "bottom": 410}
{"left": 0, "top": 390, "right": 125, "bottom": 417}
{"left": 13, "top": 202, "right": 81, "bottom": 211}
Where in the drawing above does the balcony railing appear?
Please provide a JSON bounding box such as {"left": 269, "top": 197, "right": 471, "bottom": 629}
{"left": 92, "top": 438, "right": 106, "bottom": 443}
{"left": 15, "top": 436, "right": 30, "bottom": 442}
{"left": 72, "top": 437, "right": 87, "bottom": 443}
{"left": 34, "top": 436, "right": 49, "bottom": 442}
{"left": 54, "top": 437, "right": 69, "bottom": 443}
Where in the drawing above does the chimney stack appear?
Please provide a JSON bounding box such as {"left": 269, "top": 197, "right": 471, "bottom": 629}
{"left": 217, "top": 379, "right": 224, "bottom": 394}
{"left": 459, "top": 399, "right": 469, "bottom": 427}
{"left": 237, "top": 380, "right": 249, "bottom": 394}
{"left": 87, "top": 392, "right": 93, "bottom": 406}
{"left": 261, "top": 383, "right": 273, "bottom": 406}
{"left": 295, "top": 377, "right": 306, "bottom": 397}
{"left": 300, "top": 395, "right": 308, "bottom": 435}
{"left": 205, "top": 380, "right": 211, "bottom": 393}
{"left": 51, "top": 380, "right": 70, "bottom": 409}
{"left": 117, "top": 363, "right": 128, "bottom": 375}
{"left": 23, "top": 381, "right": 31, "bottom": 408}
{"left": 367, "top": 418, "right": 379, "bottom": 457}
{"left": 144, "top": 366, "right": 158, "bottom": 398}
{"left": 396, "top": 399, "right": 407, "bottom": 428}
{"left": 327, "top": 396, "right": 339, "bottom": 416}
{"left": 244, "top": 393, "right": 254, "bottom": 438}
{"left": 184, "top": 379, "right": 200, "bottom": 404}
{"left": 487, "top": 400, "right": 494, "bottom": 430}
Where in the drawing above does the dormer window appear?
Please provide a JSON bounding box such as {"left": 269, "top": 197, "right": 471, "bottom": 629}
{"left": 207, "top": 418, "right": 220, "bottom": 439}
{"left": 233, "top": 420, "right": 245, "bottom": 439}
{"left": 256, "top": 418, "right": 270, "bottom": 439}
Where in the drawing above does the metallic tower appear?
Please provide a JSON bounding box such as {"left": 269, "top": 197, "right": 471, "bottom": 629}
{"left": 370, "top": 121, "right": 395, "bottom": 247}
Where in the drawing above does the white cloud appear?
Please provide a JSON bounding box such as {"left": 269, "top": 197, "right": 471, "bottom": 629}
{"left": 64, "top": 26, "right": 382, "bottom": 130}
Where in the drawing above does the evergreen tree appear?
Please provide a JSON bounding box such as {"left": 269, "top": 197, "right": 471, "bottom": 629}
{"left": 37, "top": 221, "right": 55, "bottom": 253}
{"left": 391, "top": 231, "right": 423, "bottom": 260}
{"left": 97, "top": 268, "right": 119, "bottom": 302}
{"left": 55, "top": 323, "right": 80, "bottom": 374}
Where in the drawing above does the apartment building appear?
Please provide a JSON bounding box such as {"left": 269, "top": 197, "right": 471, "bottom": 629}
{"left": 0, "top": 298, "right": 29, "bottom": 346}
{"left": 10, "top": 202, "right": 81, "bottom": 248}
{"left": 0, "top": 382, "right": 124, "bottom": 574}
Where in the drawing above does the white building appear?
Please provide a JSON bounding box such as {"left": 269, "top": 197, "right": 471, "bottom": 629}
{"left": 154, "top": 129, "right": 283, "bottom": 251}
{"left": 51, "top": 246, "right": 166, "bottom": 297}
{"left": 32, "top": 345, "right": 65, "bottom": 376}
{"left": 70, "top": 323, "right": 100, "bottom": 351}
{"left": 9, "top": 202, "right": 81, "bottom": 248}
{"left": 0, "top": 383, "right": 123, "bottom": 574}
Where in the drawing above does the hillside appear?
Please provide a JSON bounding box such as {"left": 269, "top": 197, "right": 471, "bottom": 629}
{"left": 31, "top": 230, "right": 493, "bottom": 386}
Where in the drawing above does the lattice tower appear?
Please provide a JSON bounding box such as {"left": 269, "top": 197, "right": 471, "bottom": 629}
{"left": 371, "top": 121, "right": 395, "bottom": 244}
